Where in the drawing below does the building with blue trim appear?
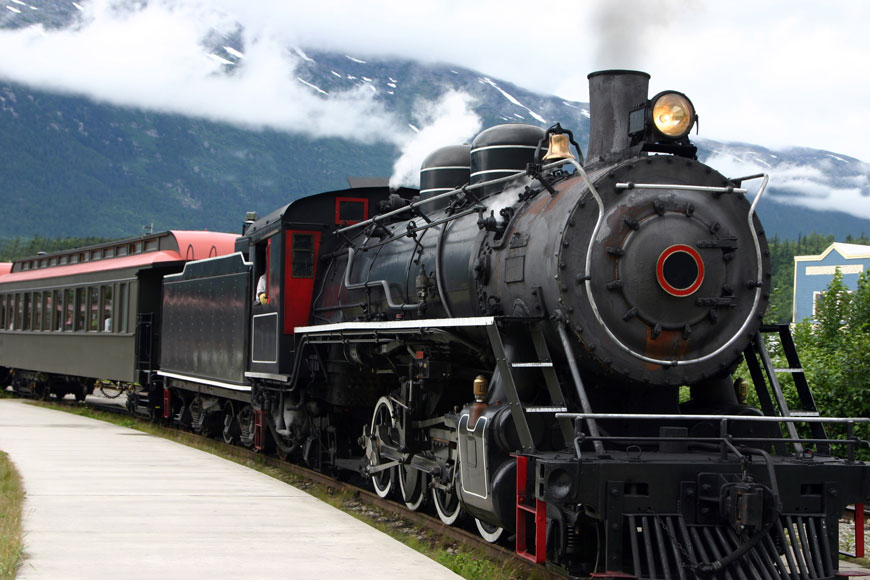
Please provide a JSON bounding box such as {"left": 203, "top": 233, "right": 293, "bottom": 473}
{"left": 793, "top": 243, "right": 870, "bottom": 322}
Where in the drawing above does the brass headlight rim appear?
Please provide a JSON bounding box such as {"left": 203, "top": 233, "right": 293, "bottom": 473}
{"left": 650, "top": 90, "right": 695, "bottom": 140}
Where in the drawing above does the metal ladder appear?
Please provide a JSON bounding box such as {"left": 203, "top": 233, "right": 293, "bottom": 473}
{"left": 485, "top": 319, "right": 574, "bottom": 451}
{"left": 743, "top": 323, "right": 829, "bottom": 454}
{"left": 485, "top": 319, "right": 574, "bottom": 564}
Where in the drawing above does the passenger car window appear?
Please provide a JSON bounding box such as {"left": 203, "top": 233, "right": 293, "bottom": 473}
{"left": 102, "top": 286, "right": 113, "bottom": 332}
{"left": 75, "top": 288, "right": 86, "bottom": 331}
{"left": 64, "top": 290, "right": 74, "bottom": 331}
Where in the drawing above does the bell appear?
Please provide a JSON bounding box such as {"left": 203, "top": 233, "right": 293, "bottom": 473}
{"left": 473, "top": 375, "right": 489, "bottom": 402}
{"left": 734, "top": 377, "right": 749, "bottom": 404}
{"left": 542, "top": 133, "right": 576, "bottom": 161}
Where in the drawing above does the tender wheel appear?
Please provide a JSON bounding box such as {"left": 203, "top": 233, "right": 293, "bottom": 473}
{"left": 221, "top": 401, "right": 238, "bottom": 444}
{"left": 237, "top": 405, "right": 255, "bottom": 449}
{"left": 475, "top": 518, "right": 505, "bottom": 543}
{"left": 370, "top": 396, "right": 396, "bottom": 499}
{"left": 432, "top": 485, "right": 461, "bottom": 525}
{"left": 398, "top": 466, "right": 427, "bottom": 511}
{"left": 189, "top": 396, "right": 206, "bottom": 433}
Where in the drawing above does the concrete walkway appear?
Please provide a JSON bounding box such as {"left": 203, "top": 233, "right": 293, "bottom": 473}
{"left": 0, "top": 399, "right": 463, "bottom": 580}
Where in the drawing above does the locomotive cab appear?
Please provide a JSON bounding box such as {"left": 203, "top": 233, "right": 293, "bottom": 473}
{"left": 240, "top": 184, "right": 417, "bottom": 381}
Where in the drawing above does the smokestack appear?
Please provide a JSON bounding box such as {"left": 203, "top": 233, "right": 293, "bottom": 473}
{"left": 585, "top": 70, "right": 650, "bottom": 166}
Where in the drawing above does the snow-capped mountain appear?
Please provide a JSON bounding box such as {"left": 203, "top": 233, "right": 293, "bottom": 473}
{"left": 0, "top": 1, "right": 868, "bottom": 240}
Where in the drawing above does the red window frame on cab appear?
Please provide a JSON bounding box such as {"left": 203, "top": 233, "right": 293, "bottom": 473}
{"left": 335, "top": 197, "right": 369, "bottom": 226}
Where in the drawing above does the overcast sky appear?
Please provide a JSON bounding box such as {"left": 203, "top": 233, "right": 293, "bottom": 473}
{"left": 1, "top": 0, "right": 869, "bottom": 216}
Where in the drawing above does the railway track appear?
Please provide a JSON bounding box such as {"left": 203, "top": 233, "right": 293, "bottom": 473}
{"left": 47, "top": 393, "right": 568, "bottom": 580}
{"left": 31, "top": 392, "right": 870, "bottom": 575}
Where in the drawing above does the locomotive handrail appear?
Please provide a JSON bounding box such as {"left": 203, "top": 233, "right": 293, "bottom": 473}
{"left": 342, "top": 247, "right": 418, "bottom": 311}
{"left": 572, "top": 161, "right": 772, "bottom": 369}
{"left": 558, "top": 412, "right": 870, "bottom": 460}
{"left": 335, "top": 157, "right": 576, "bottom": 236}
{"left": 614, "top": 183, "right": 749, "bottom": 194}
{"left": 350, "top": 205, "right": 482, "bottom": 253}
{"left": 335, "top": 168, "right": 526, "bottom": 235}
{"left": 556, "top": 322, "right": 605, "bottom": 455}
{"left": 556, "top": 412, "right": 870, "bottom": 424}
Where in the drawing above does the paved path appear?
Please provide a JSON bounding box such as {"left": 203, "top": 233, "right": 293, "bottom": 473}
{"left": 0, "top": 400, "right": 463, "bottom": 580}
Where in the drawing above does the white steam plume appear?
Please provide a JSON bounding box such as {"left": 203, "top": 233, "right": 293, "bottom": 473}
{"left": 591, "top": 0, "right": 695, "bottom": 69}
{"left": 389, "top": 90, "right": 481, "bottom": 189}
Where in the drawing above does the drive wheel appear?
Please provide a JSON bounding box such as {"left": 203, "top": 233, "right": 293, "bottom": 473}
{"left": 475, "top": 518, "right": 505, "bottom": 543}
{"left": 432, "top": 485, "right": 461, "bottom": 525}
{"left": 398, "top": 466, "right": 427, "bottom": 511}
{"left": 370, "top": 396, "right": 396, "bottom": 498}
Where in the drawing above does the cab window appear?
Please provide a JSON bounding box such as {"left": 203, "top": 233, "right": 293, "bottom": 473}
{"left": 335, "top": 197, "right": 368, "bottom": 226}
{"left": 292, "top": 234, "right": 315, "bottom": 278}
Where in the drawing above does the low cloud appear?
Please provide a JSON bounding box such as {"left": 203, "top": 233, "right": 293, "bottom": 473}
{"left": 704, "top": 150, "right": 870, "bottom": 220}
{"left": 0, "top": 0, "right": 403, "bottom": 142}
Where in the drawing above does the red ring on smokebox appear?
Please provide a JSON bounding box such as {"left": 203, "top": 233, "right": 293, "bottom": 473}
{"left": 656, "top": 244, "right": 704, "bottom": 297}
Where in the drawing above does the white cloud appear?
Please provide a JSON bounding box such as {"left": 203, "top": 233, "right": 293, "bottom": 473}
{"left": 2, "top": 0, "right": 870, "bottom": 167}
{"left": 0, "top": 0, "right": 403, "bottom": 142}
{"left": 704, "top": 151, "right": 870, "bottom": 220}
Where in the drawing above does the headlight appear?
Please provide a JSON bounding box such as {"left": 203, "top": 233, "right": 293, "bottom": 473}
{"left": 651, "top": 91, "right": 695, "bottom": 139}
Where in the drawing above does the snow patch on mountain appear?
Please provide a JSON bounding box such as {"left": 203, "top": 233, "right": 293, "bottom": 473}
{"left": 224, "top": 46, "right": 244, "bottom": 59}
{"left": 208, "top": 54, "right": 233, "bottom": 65}
{"left": 297, "top": 77, "right": 328, "bottom": 95}
{"left": 293, "top": 47, "right": 313, "bottom": 62}
{"left": 480, "top": 77, "right": 547, "bottom": 124}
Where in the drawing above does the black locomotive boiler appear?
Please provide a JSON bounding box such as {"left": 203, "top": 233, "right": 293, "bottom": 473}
{"left": 1, "top": 70, "right": 868, "bottom": 579}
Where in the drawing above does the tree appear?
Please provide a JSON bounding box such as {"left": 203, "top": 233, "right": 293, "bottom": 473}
{"left": 792, "top": 268, "right": 870, "bottom": 459}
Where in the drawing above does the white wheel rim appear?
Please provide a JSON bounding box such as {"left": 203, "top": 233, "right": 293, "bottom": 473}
{"left": 432, "top": 487, "right": 461, "bottom": 525}
{"left": 370, "top": 396, "right": 395, "bottom": 498}
{"left": 398, "top": 468, "right": 427, "bottom": 511}
{"left": 475, "top": 518, "right": 504, "bottom": 543}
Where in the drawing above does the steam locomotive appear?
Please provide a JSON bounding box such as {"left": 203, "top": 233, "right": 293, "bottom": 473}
{"left": 1, "top": 70, "right": 868, "bottom": 579}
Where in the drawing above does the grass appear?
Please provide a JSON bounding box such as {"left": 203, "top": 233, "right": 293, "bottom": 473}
{"left": 33, "top": 401, "right": 543, "bottom": 580}
{"left": 0, "top": 450, "right": 24, "bottom": 580}
{"left": 845, "top": 556, "right": 870, "bottom": 568}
